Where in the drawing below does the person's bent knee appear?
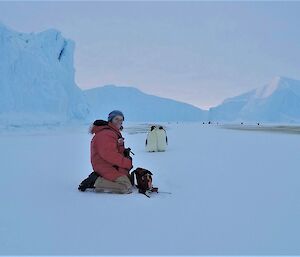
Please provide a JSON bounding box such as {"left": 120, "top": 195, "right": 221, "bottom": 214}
{"left": 116, "top": 175, "right": 132, "bottom": 186}
{"left": 94, "top": 175, "right": 132, "bottom": 194}
{"left": 118, "top": 187, "right": 132, "bottom": 194}
{"left": 115, "top": 175, "right": 132, "bottom": 192}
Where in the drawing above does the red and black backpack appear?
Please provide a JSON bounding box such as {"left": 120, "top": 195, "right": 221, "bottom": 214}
{"left": 130, "top": 167, "right": 158, "bottom": 198}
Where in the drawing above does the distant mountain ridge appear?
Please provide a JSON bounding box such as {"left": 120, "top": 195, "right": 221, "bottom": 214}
{"left": 0, "top": 23, "right": 207, "bottom": 126}
{"left": 1, "top": 22, "right": 300, "bottom": 125}
{"left": 208, "top": 76, "right": 300, "bottom": 123}
{"left": 84, "top": 84, "right": 208, "bottom": 122}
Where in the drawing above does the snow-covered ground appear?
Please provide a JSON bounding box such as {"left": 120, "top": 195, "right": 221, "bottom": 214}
{"left": 0, "top": 122, "right": 299, "bottom": 255}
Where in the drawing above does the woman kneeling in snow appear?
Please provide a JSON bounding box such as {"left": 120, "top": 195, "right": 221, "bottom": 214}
{"left": 87, "top": 110, "right": 133, "bottom": 194}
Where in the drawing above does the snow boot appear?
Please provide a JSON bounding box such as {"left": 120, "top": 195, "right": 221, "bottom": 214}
{"left": 78, "top": 171, "right": 99, "bottom": 192}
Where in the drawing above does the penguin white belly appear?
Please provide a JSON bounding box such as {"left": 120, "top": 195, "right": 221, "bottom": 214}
{"left": 155, "top": 128, "right": 167, "bottom": 151}
{"left": 145, "top": 130, "right": 158, "bottom": 152}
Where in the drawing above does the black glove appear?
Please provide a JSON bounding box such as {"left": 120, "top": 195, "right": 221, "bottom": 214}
{"left": 123, "top": 148, "right": 131, "bottom": 158}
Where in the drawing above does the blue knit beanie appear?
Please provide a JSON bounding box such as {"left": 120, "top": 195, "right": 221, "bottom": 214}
{"left": 108, "top": 110, "right": 125, "bottom": 122}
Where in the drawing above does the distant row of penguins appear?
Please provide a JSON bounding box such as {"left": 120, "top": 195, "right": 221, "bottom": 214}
{"left": 166, "top": 121, "right": 261, "bottom": 125}
{"left": 144, "top": 121, "right": 262, "bottom": 153}
{"left": 203, "top": 121, "right": 261, "bottom": 125}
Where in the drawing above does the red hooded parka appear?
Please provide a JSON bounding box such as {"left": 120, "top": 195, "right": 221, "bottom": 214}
{"left": 90, "top": 122, "right": 133, "bottom": 181}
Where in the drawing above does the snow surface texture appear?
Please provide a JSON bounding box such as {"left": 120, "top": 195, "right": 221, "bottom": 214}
{"left": 209, "top": 76, "right": 300, "bottom": 123}
{"left": 0, "top": 122, "right": 299, "bottom": 255}
{"left": 0, "top": 23, "right": 89, "bottom": 127}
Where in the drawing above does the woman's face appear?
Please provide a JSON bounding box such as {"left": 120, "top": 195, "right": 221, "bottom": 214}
{"left": 111, "top": 115, "right": 123, "bottom": 129}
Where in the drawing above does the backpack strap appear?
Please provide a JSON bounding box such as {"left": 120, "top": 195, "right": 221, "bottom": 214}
{"left": 129, "top": 170, "right": 136, "bottom": 186}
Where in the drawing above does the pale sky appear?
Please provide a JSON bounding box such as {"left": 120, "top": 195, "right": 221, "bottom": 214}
{"left": 0, "top": 1, "right": 300, "bottom": 109}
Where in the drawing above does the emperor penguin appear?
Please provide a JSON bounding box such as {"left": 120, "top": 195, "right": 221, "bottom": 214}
{"left": 155, "top": 126, "right": 168, "bottom": 151}
{"left": 145, "top": 125, "right": 157, "bottom": 152}
{"left": 145, "top": 125, "right": 168, "bottom": 152}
